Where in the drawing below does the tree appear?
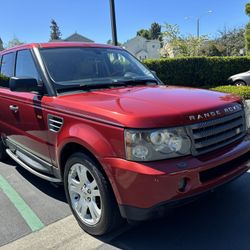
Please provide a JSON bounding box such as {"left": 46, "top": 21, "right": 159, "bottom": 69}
{"left": 161, "top": 23, "right": 245, "bottom": 57}
{"left": 245, "top": 3, "right": 250, "bottom": 55}
{"left": 161, "top": 23, "right": 207, "bottom": 57}
{"left": 149, "top": 22, "right": 162, "bottom": 40}
{"left": 0, "top": 37, "right": 4, "bottom": 51}
{"left": 199, "top": 41, "right": 224, "bottom": 56}
{"left": 136, "top": 23, "right": 163, "bottom": 41}
{"left": 107, "top": 39, "right": 122, "bottom": 46}
{"left": 246, "top": 3, "right": 250, "bottom": 16}
{"left": 7, "top": 37, "right": 24, "bottom": 48}
{"left": 136, "top": 29, "right": 150, "bottom": 39}
{"left": 50, "top": 19, "right": 62, "bottom": 41}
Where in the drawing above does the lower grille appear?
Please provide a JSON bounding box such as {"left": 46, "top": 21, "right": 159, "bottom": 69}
{"left": 199, "top": 152, "right": 250, "bottom": 183}
{"left": 189, "top": 110, "right": 246, "bottom": 156}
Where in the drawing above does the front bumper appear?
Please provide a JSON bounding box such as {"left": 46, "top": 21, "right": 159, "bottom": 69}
{"left": 101, "top": 136, "right": 250, "bottom": 220}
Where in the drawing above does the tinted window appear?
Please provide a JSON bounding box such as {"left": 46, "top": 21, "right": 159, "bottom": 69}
{"left": 15, "top": 50, "right": 39, "bottom": 80}
{"left": 0, "top": 53, "right": 15, "bottom": 88}
{"left": 40, "top": 48, "right": 154, "bottom": 84}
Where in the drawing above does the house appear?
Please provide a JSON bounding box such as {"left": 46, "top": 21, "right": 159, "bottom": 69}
{"left": 123, "top": 36, "right": 161, "bottom": 60}
{"left": 50, "top": 32, "right": 94, "bottom": 43}
{"left": 64, "top": 32, "right": 94, "bottom": 43}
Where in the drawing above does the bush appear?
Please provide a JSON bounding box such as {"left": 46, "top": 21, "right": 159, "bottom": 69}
{"left": 210, "top": 85, "right": 250, "bottom": 99}
{"left": 144, "top": 57, "right": 250, "bottom": 87}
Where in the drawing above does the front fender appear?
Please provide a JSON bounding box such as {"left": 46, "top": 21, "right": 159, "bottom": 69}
{"left": 57, "top": 122, "right": 124, "bottom": 161}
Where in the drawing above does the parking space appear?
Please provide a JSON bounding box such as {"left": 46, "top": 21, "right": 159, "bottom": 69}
{"left": 0, "top": 159, "right": 71, "bottom": 247}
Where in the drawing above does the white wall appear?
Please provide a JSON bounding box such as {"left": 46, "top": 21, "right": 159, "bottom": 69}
{"left": 123, "top": 36, "right": 160, "bottom": 60}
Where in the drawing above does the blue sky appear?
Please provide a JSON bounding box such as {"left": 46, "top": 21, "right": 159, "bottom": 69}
{"left": 0, "top": 0, "right": 248, "bottom": 45}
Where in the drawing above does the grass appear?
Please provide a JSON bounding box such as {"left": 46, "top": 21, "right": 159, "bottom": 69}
{"left": 209, "top": 85, "right": 250, "bottom": 99}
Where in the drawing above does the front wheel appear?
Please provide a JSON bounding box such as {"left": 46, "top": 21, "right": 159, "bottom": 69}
{"left": 234, "top": 80, "right": 246, "bottom": 86}
{"left": 64, "top": 152, "right": 122, "bottom": 235}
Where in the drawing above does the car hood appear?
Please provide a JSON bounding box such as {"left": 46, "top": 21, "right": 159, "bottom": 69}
{"left": 230, "top": 71, "right": 250, "bottom": 79}
{"left": 46, "top": 85, "right": 242, "bottom": 128}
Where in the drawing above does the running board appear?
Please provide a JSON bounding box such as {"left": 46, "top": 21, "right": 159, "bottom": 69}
{"left": 6, "top": 149, "right": 61, "bottom": 183}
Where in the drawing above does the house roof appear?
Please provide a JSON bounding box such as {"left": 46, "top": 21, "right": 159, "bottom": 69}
{"left": 64, "top": 32, "right": 94, "bottom": 43}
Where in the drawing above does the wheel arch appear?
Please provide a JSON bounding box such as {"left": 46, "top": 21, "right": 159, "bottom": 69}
{"left": 233, "top": 79, "right": 247, "bottom": 85}
{"left": 58, "top": 141, "right": 122, "bottom": 205}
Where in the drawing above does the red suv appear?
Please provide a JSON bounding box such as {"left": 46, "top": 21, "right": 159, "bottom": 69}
{"left": 0, "top": 42, "right": 249, "bottom": 235}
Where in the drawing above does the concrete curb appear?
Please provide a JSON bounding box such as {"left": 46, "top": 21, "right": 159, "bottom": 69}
{"left": 0, "top": 216, "right": 104, "bottom": 250}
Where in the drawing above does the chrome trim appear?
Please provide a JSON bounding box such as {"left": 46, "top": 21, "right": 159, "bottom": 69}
{"left": 6, "top": 149, "right": 61, "bottom": 183}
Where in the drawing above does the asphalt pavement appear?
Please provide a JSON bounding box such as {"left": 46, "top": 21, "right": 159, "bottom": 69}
{"left": 0, "top": 158, "right": 71, "bottom": 247}
{"left": 1, "top": 158, "right": 250, "bottom": 249}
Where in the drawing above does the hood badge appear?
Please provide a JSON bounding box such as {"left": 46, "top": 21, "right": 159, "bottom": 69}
{"left": 188, "top": 104, "right": 242, "bottom": 121}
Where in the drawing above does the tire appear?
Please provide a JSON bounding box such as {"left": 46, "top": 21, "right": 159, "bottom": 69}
{"left": 64, "top": 152, "right": 122, "bottom": 235}
{"left": 0, "top": 140, "right": 7, "bottom": 161}
{"left": 234, "top": 80, "right": 246, "bottom": 86}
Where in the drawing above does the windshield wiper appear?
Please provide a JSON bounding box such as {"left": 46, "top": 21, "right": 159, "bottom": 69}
{"left": 117, "top": 77, "right": 159, "bottom": 85}
{"left": 56, "top": 81, "right": 128, "bottom": 93}
{"left": 56, "top": 77, "right": 160, "bottom": 93}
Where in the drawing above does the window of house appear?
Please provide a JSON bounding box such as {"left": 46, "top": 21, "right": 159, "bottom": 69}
{"left": 152, "top": 45, "right": 155, "bottom": 48}
{"left": 15, "top": 50, "right": 39, "bottom": 80}
{"left": 0, "top": 52, "right": 15, "bottom": 88}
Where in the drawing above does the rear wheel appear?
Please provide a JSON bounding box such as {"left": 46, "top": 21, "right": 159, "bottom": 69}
{"left": 234, "top": 80, "right": 246, "bottom": 86}
{"left": 64, "top": 152, "right": 122, "bottom": 235}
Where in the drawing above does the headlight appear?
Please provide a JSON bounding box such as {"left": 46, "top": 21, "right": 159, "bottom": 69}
{"left": 243, "top": 100, "right": 250, "bottom": 131}
{"left": 125, "top": 127, "right": 192, "bottom": 161}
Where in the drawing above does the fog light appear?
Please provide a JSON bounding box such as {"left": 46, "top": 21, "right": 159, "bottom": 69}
{"left": 178, "top": 177, "right": 189, "bottom": 192}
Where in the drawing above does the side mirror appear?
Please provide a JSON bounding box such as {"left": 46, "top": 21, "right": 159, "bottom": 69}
{"left": 9, "top": 77, "right": 41, "bottom": 93}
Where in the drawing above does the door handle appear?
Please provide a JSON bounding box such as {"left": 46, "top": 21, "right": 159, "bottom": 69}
{"left": 9, "top": 105, "right": 19, "bottom": 113}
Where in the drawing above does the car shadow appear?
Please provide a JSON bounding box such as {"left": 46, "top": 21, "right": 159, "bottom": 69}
{"left": 98, "top": 172, "right": 250, "bottom": 250}
{"left": 4, "top": 158, "right": 67, "bottom": 203}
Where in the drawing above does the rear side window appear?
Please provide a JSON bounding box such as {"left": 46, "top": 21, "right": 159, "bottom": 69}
{"left": 15, "top": 50, "right": 39, "bottom": 80}
{"left": 0, "top": 53, "right": 15, "bottom": 88}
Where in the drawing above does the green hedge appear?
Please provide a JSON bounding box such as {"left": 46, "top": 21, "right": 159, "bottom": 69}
{"left": 144, "top": 57, "right": 250, "bottom": 87}
{"left": 210, "top": 86, "right": 250, "bottom": 99}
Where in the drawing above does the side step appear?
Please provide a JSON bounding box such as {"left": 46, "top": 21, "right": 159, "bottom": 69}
{"left": 6, "top": 149, "right": 61, "bottom": 183}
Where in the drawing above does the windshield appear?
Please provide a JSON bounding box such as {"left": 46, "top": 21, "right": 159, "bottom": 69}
{"left": 39, "top": 47, "right": 157, "bottom": 92}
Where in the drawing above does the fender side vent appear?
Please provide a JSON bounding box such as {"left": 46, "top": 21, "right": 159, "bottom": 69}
{"left": 48, "top": 115, "right": 64, "bottom": 133}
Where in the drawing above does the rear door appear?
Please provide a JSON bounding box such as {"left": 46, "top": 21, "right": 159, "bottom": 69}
{"left": 0, "top": 49, "right": 52, "bottom": 166}
{"left": 0, "top": 52, "right": 17, "bottom": 137}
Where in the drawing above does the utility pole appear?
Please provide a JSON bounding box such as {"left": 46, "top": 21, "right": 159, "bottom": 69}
{"left": 197, "top": 18, "right": 200, "bottom": 39}
{"left": 109, "top": 0, "right": 118, "bottom": 46}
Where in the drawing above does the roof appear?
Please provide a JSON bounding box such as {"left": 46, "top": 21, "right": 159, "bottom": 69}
{"left": 64, "top": 33, "right": 94, "bottom": 43}
{"left": 0, "top": 42, "right": 120, "bottom": 54}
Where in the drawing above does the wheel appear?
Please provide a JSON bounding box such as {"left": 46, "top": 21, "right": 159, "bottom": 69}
{"left": 64, "top": 152, "right": 122, "bottom": 235}
{"left": 234, "top": 80, "right": 246, "bottom": 86}
{"left": 0, "top": 140, "right": 7, "bottom": 161}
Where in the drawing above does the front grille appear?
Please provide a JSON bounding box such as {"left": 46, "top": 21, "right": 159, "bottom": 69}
{"left": 189, "top": 110, "right": 246, "bottom": 156}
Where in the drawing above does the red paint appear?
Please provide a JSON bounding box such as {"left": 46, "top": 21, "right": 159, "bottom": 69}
{"left": 0, "top": 43, "right": 249, "bottom": 215}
